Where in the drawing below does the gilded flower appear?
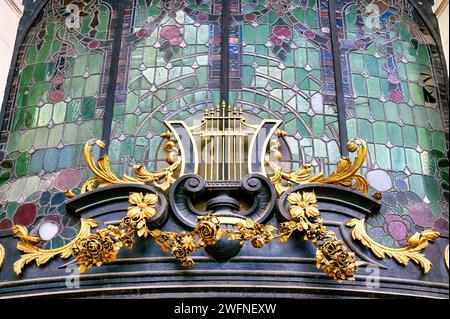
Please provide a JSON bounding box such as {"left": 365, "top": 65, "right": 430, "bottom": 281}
{"left": 279, "top": 220, "right": 297, "bottom": 233}
{"left": 181, "top": 257, "right": 195, "bottom": 266}
{"left": 321, "top": 240, "right": 345, "bottom": 257}
{"left": 334, "top": 250, "right": 354, "bottom": 268}
{"left": 287, "top": 191, "right": 319, "bottom": 219}
{"left": 251, "top": 237, "right": 266, "bottom": 248}
{"left": 197, "top": 216, "right": 220, "bottom": 244}
{"left": 171, "top": 243, "right": 187, "bottom": 259}
{"left": 305, "top": 221, "right": 327, "bottom": 242}
{"left": 127, "top": 192, "right": 158, "bottom": 220}
{"left": 72, "top": 232, "right": 120, "bottom": 273}
{"left": 80, "top": 234, "right": 104, "bottom": 258}
{"left": 180, "top": 234, "right": 196, "bottom": 252}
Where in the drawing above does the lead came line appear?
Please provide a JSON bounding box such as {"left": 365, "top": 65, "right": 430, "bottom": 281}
{"left": 228, "top": 105, "right": 231, "bottom": 180}
{"left": 239, "top": 107, "right": 243, "bottom": 180}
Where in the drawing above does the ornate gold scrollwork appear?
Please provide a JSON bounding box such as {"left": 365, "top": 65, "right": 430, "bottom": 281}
{"left": 12, "top": 190, "right": 359, "bottom": 282}
{"left": 225, "top": 191, "right": 361, "bottom": 282}
{"left": 69, "top": 192, "right": 222, "bottom": 270}
{"left": 132, "top": 140, "right": 182, "bottom": 191}
{"left": 346, "top": 218, "right": 440, "bottom": 273}
{"left": 265, "top": 137, "right": 370, "bottom": 196}
{"left": 11, "top": 218, "right": 98, "bottom": 275}
{"left": 66, "top": 191, "right": 359, "bottom": 282}
{"left": 0, "top": 243, "right": 5, "bottom": 269}
{"left": 66, "top": 135, "right": 181, "bottom": 197}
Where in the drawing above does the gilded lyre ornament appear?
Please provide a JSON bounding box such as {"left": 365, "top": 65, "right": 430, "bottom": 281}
{"left": 66, "top": 134, "right": 181, "bottom": 197}
{"left": 0, "top": 243, "right": 5, "bottom": 270}
{"left": 346, "top": 218, "right": 440, "bottom": 273}
{"left": 12, "top": 218, "right": 98, "bottom": 275}
{"left": 265, "top": 136, "right": 370, "bottom": 196}
{"left": 164, "top": 102, "right": 282, "bottom": 180}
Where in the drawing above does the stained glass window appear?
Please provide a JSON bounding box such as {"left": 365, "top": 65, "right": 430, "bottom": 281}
{"left": 234, "top": 0, "right": 341, "bottom": 176}
{"left": 336, "top": 0, "right": 448, "bottom": 247}
{"left": 0, "top": 0, "right": 448, "bottom": 252}
{"left": 108, "top": 0, "right": 221, "bottom": 176}
{"left": 0, "top": 0, "right": 116, "bottom": 248}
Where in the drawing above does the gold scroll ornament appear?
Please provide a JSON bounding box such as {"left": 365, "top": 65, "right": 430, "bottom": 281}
{"left": 266, "top": 134, "right": 440, "bottom": 274}
{"left": 68, "top": 191, "right": 359, "bottom": 282}
{"left": 12, "top": 218, "right": 98, "bottom": 275}
{"left": 346, "top": 218, "right": 440, "bottom": 273}
{"left": 66, "top": 135, "right": 181, "bottom": 198}
{"left": 265, "top": 136, "right": 370, "bottom": 196}
{"left": 445, "top": 245, "right": 449, "bottom": 270}
{"left": 0, "top": 243, "right": 5, "bottom": 270}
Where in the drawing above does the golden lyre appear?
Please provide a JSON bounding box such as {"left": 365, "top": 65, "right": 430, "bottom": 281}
{"left": 164, "top": 102, "right": 282, "bottom": 180}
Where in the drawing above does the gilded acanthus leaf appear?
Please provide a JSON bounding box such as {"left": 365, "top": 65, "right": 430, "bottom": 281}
{"left": 346, "top": 218, "right": 440, "bottom": 273}
{"left": 67, "top": 138, "right": 181, "bottom": 197}
{"left": 0, "top": 243, "right": 5, "bottom": 270}
{"left": 12, "top": 218, "right": 98, "bottom": 275}
{"left": 265, "top": 138, "right": 370, "bottom": 196}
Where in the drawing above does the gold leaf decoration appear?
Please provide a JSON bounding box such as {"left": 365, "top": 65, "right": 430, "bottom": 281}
{"left": 346, "top": 218, "right": 440, "bottom": 273}
{"left": 66, "top": 137, "right": 181, "bottom": 197}
{"left": 72, "top": 225, "right": 133, "bottom": 273}
{"left": 319, "top": 140, "right": 369, "bottom": 193}
{"left": 265, "top": 139, "right": 323, "bottom": 195}
{"left": 220, "top": 191, "right": 359, "bottom": 282}
{"left": 14, "top": 191, "right": 358, "bottom": 283}
{"left": 0, "top": 243, "right": 5, "bottom": 270}
{"left": 133, "top": 140, "right": 182, "bottom": 191}
{"left": 72, "top": 196, "right": 222, "bottom": 269}
{"left": 265, "top": 138, "right": 370, "bottom": 196}
{"left": 69, "top": 192, "right": 358, "bottom": 282}
{"left": 12, "top": 218, "right": 98, "bottom": 275}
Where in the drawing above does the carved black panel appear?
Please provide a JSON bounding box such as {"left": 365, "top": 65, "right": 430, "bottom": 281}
{"left": 169, "top": 173, "right": 276, "bottom": 228}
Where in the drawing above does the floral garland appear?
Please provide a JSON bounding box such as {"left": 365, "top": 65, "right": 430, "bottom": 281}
{"left": 71, "top": 191, "right": 360, "bottom": 282}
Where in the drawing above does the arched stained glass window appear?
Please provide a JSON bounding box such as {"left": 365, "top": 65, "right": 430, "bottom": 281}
{"left": 0, "top": 0, "right": 448, "bottom": 292}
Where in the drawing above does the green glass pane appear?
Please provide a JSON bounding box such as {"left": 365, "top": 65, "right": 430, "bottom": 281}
{"left": 391, "top": 147, "right": 406, "bottom": 171}
{"left": 66, "top": 99, "right": 81, "bottom": 122}
{"left": 38, "top": 104, "right": 53, "bottom": 127}
{"left": 387, "top": 123, "right": 402, "bottom": 146}
{"left": 81, "top": 97, "right": 96, "bottom": 120}
{"left": 405, "top": 148, "right": 422, "bottom": 174}
{"left": 375, "top": 144, "right": 391, "bottom": 170}
{"left": 373, "top": 122, "right": 387, "bottom": 144}
{"left": 402, "top": 125, "right": 418, "bottom": 148}
{"left": 15, "top": 153, "right": 30, "bottom": 177}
